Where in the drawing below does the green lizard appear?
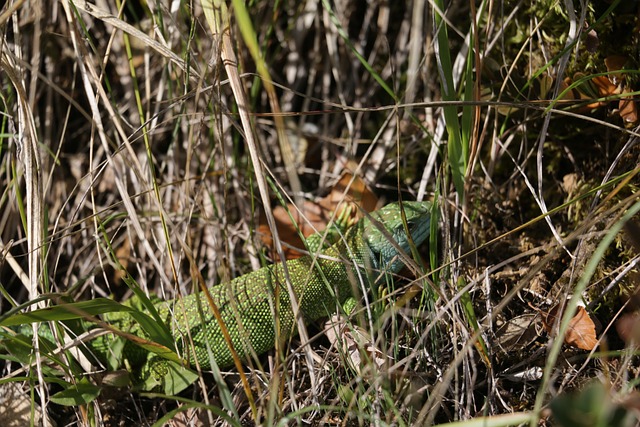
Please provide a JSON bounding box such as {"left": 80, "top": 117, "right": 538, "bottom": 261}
{"left": 1, "top": 201, "right": 431, "bottom": 393}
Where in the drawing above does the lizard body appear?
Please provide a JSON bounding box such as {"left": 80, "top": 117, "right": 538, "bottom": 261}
{"left": 3, "top": 201, "right": 431, "bottom": 391}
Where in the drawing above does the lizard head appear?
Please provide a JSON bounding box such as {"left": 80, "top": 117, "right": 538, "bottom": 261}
{"left": 361, "top": 201, "right": 431, "bottom": 274}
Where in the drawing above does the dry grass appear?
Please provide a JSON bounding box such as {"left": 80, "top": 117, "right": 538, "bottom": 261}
{"left": 1, "top": 0, "right": 639, "bottom": 425}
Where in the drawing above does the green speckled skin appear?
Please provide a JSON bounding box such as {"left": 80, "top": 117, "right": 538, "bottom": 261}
{"left": 98, "top": 202, "right": 431, "bottom": 376}
{"left": 158, "top": 233, "right": 363, "bottom": 369}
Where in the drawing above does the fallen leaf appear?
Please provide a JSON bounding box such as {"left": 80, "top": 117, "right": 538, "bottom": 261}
{"left": 258, "top": 199, "right": 329, "bottom": 259}
{"left": 618, "top": 90, "right": 638, "bottom": 124}
{"left": 258, "top": 171, "right": 379, "bottom": 260}
{"left": 560, "top": 77, "right": 578, "bottom": 101}
{"left": 604, "top": 55, "right": 628, "bottom": 85}
{"left": 604, "top": 55, "right": 628, "bottom": 72}
{"left": 494, "top": 313, "right": 539, "bottom": 353}
{"left": 565, "top": 306, "right": 598, "bottom": 350}
{"left": 590, "top": 75, "right": 620, "bottom": 98}
{"left": 582, "top": 75, "right": 617, "bottom": 110}
{"left": 541, "top": 304, "right": 598, "bottom": 351}
{"left": 113, "top": 235, "right": 131, "bottom": 283}
{"left": 319, "top": 169, "right": 378, "bottom": 214}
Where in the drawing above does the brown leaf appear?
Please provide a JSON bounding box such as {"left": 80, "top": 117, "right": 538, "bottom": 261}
{"left": 605, "top": 55, "right": 628, "bottom": 72}
{"left": 111, "top": 235, "right": 131, "bottom": 283}
{"left": 258, "top": 171, "right": 379, "bottom": 261}
{"left": 619, "top": 91, "right": 638, "bottom": 124}
{"left": 565, "top": 306, "right": 598, "bottom": 350}
{"left": 258, "top": 200, "right": 328, "bottom": 259}
{"left": 559, "top": 77, "right": 578, "bottom": 101}
{"left": 591, "top": 75, "right": 620, "bottom": 98}
{"left": 542, "top": 304, "right": 598, "bottom": 351}
{"left": 605, "top": 55, "right": 628, "bottom": 85}
{"left": 495, "top": 313, "right": 539, "bottom": 353}
{"left": 540, "top": 303, "right": 560, "bottom": 333}
{"left": 318, "top": 170, "right": 378, "bottom": 214}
